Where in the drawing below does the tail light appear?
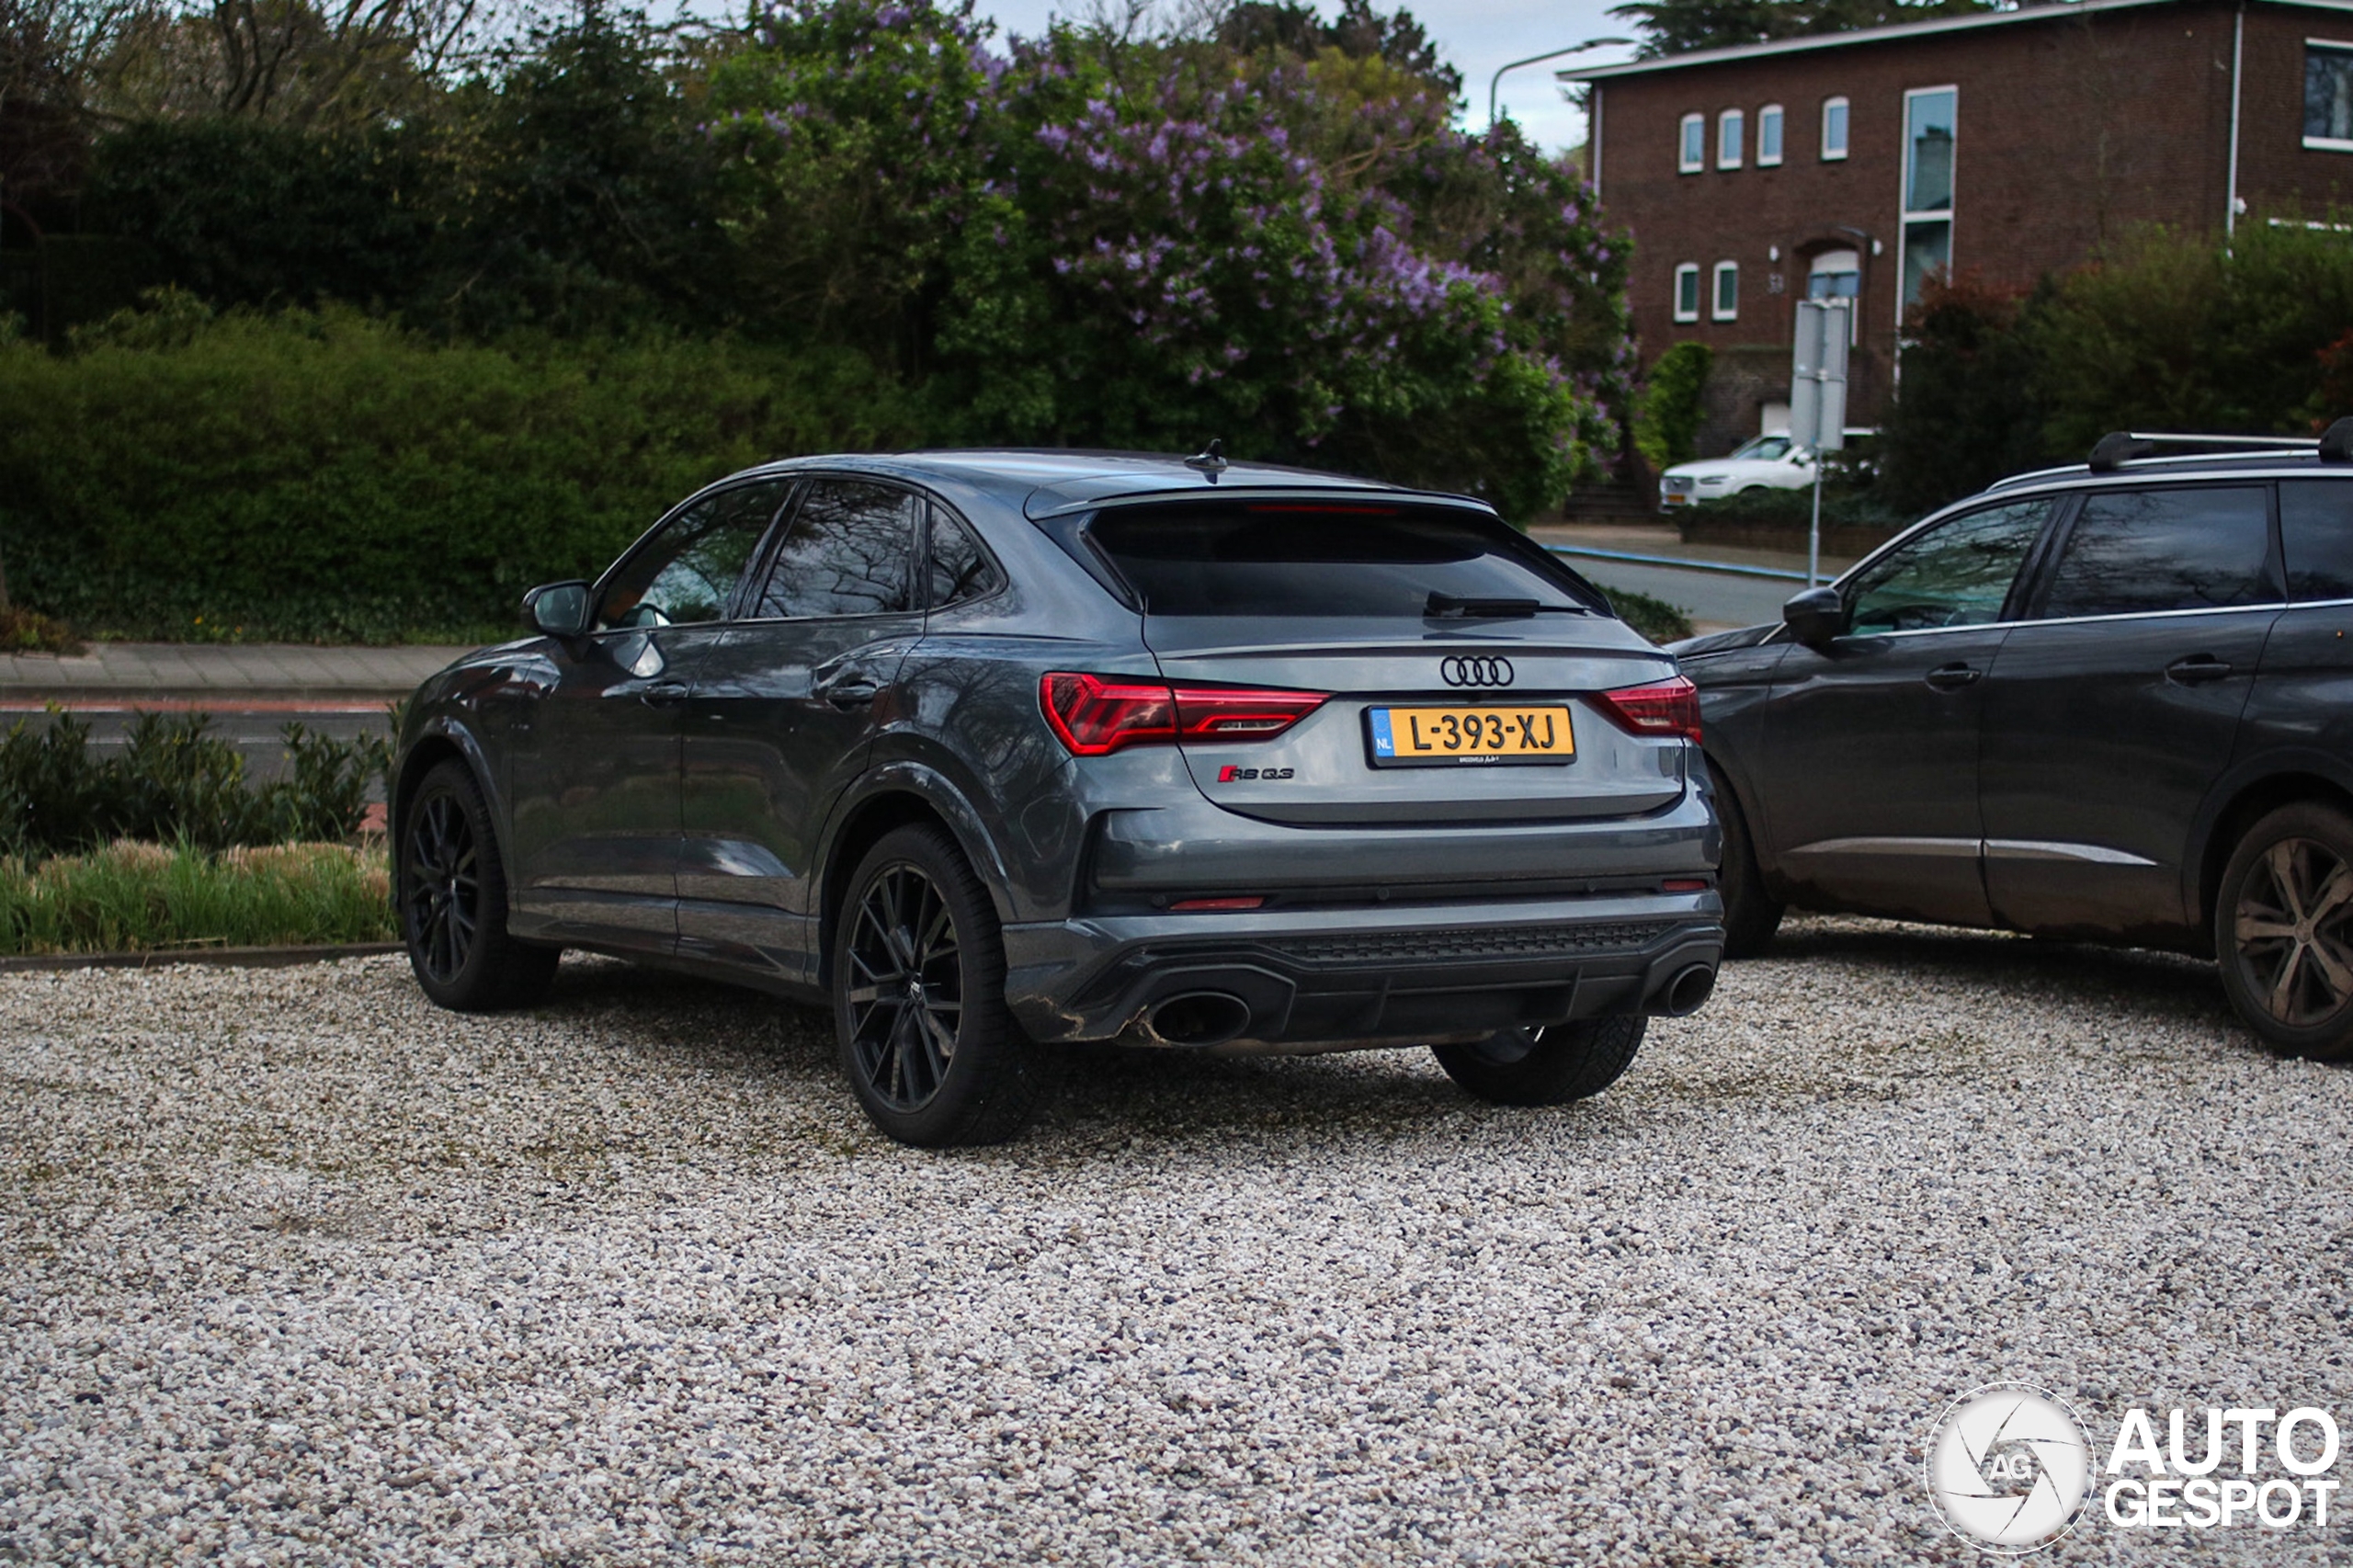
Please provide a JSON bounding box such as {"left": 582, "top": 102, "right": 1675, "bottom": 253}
{"left": 1591, "top": 676, "right": 1702, "bottom": 744}
{"left": 1040, "top": 673, "right": 1326, "bottom": 756}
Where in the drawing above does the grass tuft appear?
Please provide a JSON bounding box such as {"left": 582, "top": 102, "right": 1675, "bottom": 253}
{"left": 0, "top": 840, "right": 394, "bottom": 955}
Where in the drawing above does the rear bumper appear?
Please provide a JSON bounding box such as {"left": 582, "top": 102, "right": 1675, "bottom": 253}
{"left": 1002, "top": 892, "right": 1725, "bottom": 1051}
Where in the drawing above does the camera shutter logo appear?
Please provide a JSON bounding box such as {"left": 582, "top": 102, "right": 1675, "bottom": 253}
{"left": 1926, "top": 1384, "right": 2092, "bottom": 1553}
{"left": 1440, "top": 656, "right": 1514, "bottom": 687}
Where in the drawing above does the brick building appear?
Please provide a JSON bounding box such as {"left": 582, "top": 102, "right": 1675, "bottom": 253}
{"left": 1563, "top": 0, "right": 2353, "bottom": 455}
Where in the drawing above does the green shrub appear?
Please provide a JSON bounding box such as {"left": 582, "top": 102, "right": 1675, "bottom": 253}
{"left": 1633, "top": 342, "right": 1711, "bottom": 471}
{"left": 0, "top": 841, "right": 394, "bottom": 955}
{"left": 1879, "top": 273, "right": 2058, "bottom": 515}
{"left": 0, "top": 309, "right": 922, "bottom": 642}
{"left": 1607, "top": 588, "right": 1694, "bottom": 644}
{"left": 1879, "top": 222, "right": 2353, "bottom": 512}
{"left": 1682, "top": 483, "right": 1912, "bottom": 535}
{"left": 0, "top": 709, "right": 391, "bottom": 858}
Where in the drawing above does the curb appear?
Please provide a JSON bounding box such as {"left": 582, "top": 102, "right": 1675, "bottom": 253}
{"left": 0, "top": 943, "right": 405, "bottom": 973}
{"left": 0, "top": 692, "right": 409, "bottom": 711}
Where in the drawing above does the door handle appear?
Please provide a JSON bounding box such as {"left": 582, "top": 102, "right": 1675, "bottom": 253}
{"left": 816, "top": 674, "right": 881, "bottom": 709}
{"left": 2166, "top": 654, "right": 2233, "bottom": 686}
{"left": 639, "top": 681, "right": 689, "bottom": 707}
{"left": 1923, "top": 662, "right": 1982, "bottom": 691}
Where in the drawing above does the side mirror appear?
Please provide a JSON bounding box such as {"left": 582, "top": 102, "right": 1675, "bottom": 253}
{"left": 1781, "top": 585, "right": 1845, "bottom": 646}
{"left": 522, "top": 580, "right": 592, "bottom": 638}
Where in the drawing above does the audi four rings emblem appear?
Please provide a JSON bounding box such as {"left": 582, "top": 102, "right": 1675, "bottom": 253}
{"left": 1440, "top": 656, "right": 1515, "bottom": 687}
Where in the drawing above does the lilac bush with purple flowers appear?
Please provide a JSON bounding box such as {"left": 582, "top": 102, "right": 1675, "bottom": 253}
{"left": 709, "top": 0, "right": 1631, "bottom": 517}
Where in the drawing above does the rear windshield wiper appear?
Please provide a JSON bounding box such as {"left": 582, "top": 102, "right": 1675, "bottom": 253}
{"left": 1424, "top": 592, "right": 1587, "bottom": 619}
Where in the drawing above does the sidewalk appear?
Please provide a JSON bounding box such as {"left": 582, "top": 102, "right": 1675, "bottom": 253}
{"left": 0, "top": 642, "right": 475, "bottom": 709}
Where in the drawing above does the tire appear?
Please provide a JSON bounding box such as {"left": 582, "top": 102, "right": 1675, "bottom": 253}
{"left": 1710, "top": 759, "right": 1784, "bottom": 958}
{"left": 832, "top": 824, "right": 1040, "bottom": 1146}
{"left": 2215, "top": 801, "right": 2353, "bottom": 1061}
{"left": 1432, "top": 1016, "right": 1647, "bottom": 1107}
{"left": 399, "top": 758, "right": 561, "bottom": 1012}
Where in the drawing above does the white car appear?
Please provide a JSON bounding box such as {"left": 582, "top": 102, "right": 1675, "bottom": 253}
{"left": 1657, "top": 435, "right": 1814, "bottom": 511}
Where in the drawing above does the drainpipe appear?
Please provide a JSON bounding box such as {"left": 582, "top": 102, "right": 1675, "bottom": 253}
{"left": 1592, "top": 85, "right": 1604, "bottom": 199}
{"left": 2226, "top": 3, "right": 2245, "bottom": 239}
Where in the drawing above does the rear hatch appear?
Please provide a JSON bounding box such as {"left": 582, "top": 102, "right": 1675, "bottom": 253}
{"left": 1082, "top": 500, "right": 1690, "bottom": 826}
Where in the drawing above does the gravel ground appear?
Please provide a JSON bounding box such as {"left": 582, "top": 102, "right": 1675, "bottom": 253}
{"left": 3, "top": 918, "right": 2349, "bottom": 1565}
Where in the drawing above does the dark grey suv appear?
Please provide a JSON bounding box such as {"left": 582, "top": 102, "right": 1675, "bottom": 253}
{"left": 1677, "top": 424, "right": 2353, "bottom": 1060}
{"left": 392, "top": 450, "right": 1724, "bottom": 1143}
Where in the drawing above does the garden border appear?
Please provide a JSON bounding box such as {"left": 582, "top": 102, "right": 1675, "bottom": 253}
{"left": 0, "top": 942, "right": 403, "bottom": 973}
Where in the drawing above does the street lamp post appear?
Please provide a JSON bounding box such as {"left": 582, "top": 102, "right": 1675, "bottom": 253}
{"left": 1487, "top": 37, "right": 1632, "bottom": 131}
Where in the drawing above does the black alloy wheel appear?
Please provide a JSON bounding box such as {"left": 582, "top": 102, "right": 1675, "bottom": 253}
{"left": 844, "top": 861, "right": 965, "bottom": 1113}
{"left": 2218, "top": 801, "right": 2353, "bottom": 1060}
{"left": 833, "top": 824, "right": 1039, "bottom": 1146}
{"left": 399, "top": 759, "right": 560, "bottom": 1012}
{"left": 407, "top": 789, "right": 479, "bottom": 988}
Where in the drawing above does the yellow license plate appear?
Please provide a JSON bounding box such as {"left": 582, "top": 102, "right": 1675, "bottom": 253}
{"left": 1366, "top": 705, "right": 1574, "bottom": 767}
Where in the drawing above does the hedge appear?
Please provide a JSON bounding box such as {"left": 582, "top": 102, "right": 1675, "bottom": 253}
{"left": 0, "top": 309, "right": 923, "bottom": 642}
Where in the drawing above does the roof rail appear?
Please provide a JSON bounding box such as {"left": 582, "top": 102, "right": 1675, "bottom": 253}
{"left": 2085, "top": 429, "right": 2338, "bottom": 473}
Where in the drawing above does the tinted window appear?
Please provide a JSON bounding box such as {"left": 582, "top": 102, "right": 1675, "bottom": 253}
{"left": 1088, "top": 505, "right": 1600, "bottom": 619}
{"left": 1846, "top": 499, "right": 2051, "bottom": 633}
{"left": 2280, "top": 480, "right": 2353, "bottom": 601}
{"left": 597, "top": 481, "right": 789, "bottom": 631}
{"left": 2040, "top": 487, "right": 2277, "bottom": 619}
{"left": 926, "top": 506, "right": 1005, "bottom": 608}
{"left": 753, "top": 481, "right": 917, "bottom": 619}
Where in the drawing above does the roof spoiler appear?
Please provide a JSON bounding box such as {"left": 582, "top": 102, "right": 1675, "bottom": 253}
{"left": 2086, "top": 421, "right": 2353, "bottom": 472}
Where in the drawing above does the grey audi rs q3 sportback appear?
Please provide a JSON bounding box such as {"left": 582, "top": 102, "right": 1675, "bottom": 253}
{"left": 392, "top": 450, "right": 1725, "bottom": 1144}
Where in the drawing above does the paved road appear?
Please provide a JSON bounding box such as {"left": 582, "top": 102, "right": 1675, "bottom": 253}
{"left": 1563, "top": 555, "right": 1806, "bottom": 634}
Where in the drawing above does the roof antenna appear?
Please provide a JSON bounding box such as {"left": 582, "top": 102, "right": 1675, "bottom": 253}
{"left": 1184, "top": 438, "right": 1228, "bottom": 481}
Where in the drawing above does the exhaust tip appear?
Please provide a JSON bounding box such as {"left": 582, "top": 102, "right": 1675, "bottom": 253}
{"left": 1652, "top": 963, "right": 1717, "bottom": 1017}
{"left": 1145, "top": 991, "right": 1253, "bottom": 1047}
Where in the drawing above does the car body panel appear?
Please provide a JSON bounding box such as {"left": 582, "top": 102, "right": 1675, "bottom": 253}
{"left": 1978, "top": 607, "right": 2277, "bottom": 939}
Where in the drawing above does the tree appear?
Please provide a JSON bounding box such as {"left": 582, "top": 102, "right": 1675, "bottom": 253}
{"left": 1608, "top": 0, "right": 1993, "bottom": 58}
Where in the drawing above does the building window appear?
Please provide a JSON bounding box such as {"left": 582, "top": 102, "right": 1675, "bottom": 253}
{"left": 1679, "top": 113, "right": 1706, "bottom": 172}
{"left": 1718, "top": 108, "right": 1744, "bottom": 168}
{"left": 1758, "top": 104, "right": 1784, "bottom": 165}
{"left": 1821, "top": 95, "right": 1849, "bottom": 161}
{"left": 1899, "top": 86, "right": 1957, "bottom": 317}
{"left": 2310, "top": 41, "right": 2353, "bottom": 149}
{"left": 1712, "top": 261, "right": 1739, "bottom": 321}
{"left": 1674, "top": 263, "right": 1701, "bottom": 322}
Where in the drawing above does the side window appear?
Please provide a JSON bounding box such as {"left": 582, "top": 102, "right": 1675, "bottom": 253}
{"left": 597, "top": 481, "right": 789, "bottom": 631}
{"left": 752, "top": 479, "right": 918, "bottom": 619}
{"left": 1846, "top": 499, "right": 2052, "bottom": 633}
{"left": 2040, "top": 487, "right": 2278, "bottom": 619}
{"left": 2282, "top": 480, "right": 2353, "bottom": 600}
{"left": 926, "top": 506, "right": 1006, "bottom": 608}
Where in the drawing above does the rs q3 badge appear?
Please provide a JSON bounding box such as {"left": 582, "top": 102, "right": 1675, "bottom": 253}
{"left": 1217, "top": 766, "right": 1294, "bottom": 782}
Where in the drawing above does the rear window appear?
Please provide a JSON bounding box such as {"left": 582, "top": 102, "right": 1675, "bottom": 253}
{"left": 1085, "top": 504, "right": 1603, "bottom": 618}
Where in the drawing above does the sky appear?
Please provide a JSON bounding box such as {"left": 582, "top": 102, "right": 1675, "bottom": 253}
{"left": 967, "top": 0, "right": 1644, "bottom": 155}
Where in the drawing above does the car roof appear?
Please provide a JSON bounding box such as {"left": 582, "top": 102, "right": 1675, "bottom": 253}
{"left": 723, "top": 448, "right": 1488, "bottom": 519}
{"left": 1985, "top": 449, "right": 2353, "bottom": 495}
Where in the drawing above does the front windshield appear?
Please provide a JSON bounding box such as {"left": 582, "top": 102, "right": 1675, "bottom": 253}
{"left": 1732, "top": 436, "right": 1796, "bottom": 461}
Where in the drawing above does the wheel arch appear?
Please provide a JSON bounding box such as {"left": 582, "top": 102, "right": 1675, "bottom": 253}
{"left": 2191, "top": 764, "right": 2353, "bottom": 939}
{"left": 390, "top": 719, "right": 504, "bottom": 861}
{"left": 815, "top": 767, "right": 1017, "bottom": 984}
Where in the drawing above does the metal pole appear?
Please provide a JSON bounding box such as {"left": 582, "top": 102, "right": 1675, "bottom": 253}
{"left": 1488, "top": 37, "right": 1631, "bottom": 131}
{"left": 1808, "top": 460, "right": 1824, "bottom": 588}
{"left": 2221, "top": 4, "right": 2240, "bottom": 241}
